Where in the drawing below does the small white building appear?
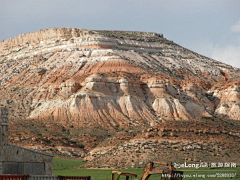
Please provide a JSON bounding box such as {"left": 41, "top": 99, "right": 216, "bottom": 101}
{"left": 0, "top": 107, "right": 53, "bottom": 175}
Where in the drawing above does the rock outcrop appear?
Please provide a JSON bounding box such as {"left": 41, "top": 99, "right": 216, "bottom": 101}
{"left": 1, "top": 28, "right": 240, "bottom": 168}
{"left": 213, "top": 84, "right": 240, "bottom": 119}
{"left": 0, "top": 28, "right": 239, "bottom": 130}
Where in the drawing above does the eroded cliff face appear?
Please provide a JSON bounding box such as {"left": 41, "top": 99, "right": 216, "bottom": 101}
{"left": 212, "top": 84, "right": 240, "bottom": 120}
{"left": 1, "top": 28, "right": 240, "bottom": 168}
{"left": 0, "top": 28, "right": 240, "bottom": 131}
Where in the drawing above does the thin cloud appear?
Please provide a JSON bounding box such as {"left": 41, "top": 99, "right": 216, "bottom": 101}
{"left": 208, "top": 19, "right": 240, "bottom": 69}
{"left": 231, "top": 20, "right": 240, "bottom": 33}
{"left": 212, "top": 45, "right": 240, "bottom": 69}
{"left": 184, "top": 39, "right": 240, "bottom": 69}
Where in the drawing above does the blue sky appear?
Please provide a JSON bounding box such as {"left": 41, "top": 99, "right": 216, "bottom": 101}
{"left": 0, "top": 0, "right": 240, "bottom": 68}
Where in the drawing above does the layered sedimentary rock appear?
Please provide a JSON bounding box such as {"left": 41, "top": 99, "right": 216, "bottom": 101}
{"left": 0, "top": 28, "right": 240, "bottom": 131}
{"left": 213, "top": 84, "right": 240, "bottom": 119}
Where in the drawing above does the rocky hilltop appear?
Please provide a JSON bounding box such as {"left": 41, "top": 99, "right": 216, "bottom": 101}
{"left": 0, "top": 28, "right": 240, "bottom": 167}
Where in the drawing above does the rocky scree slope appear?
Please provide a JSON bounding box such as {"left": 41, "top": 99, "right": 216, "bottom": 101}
{"left": 0, "top": 28, "right": 240, "bottom": 167}
{"left": 83, "top": 119, "right": 240, "bottom": 168}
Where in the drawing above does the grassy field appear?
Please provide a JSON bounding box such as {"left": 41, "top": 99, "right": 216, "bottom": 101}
{"left": 53, "top": 158, "right": 240, "bottom": 180}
